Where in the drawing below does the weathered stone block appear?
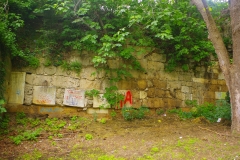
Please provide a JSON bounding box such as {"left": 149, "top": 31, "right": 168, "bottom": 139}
{"left": 152, "top": 80, "right": 167, "bottom": 89}
{"left": 167, "top": 81, "right": 181, "bottom": 90}
{"left": 218, "top": 72, "right": 225, "bottom": 80}
{"left": 107, "top": 59, "right": 122, "bottom": 69}
{"left": 140, "top": 91, "right": 147, "bottom": 99}
{"left": 148, "top": 61, "right": 164, "bottom": 70}
{"left": 192, "top": 78, "right": 208, "bottom": 83}
{"left": 137, "top": 80, "right": 147, "bottom": 90}
{"left": 33, "top": 75, "right": 52, "bottom": 86}
{"left": 163, "top": 72, "right": 179, "bottom": 81}
{"left": 87, "top": 108, "right": 109, "bottom": 114}
{"left": 82, "top": 67, "right": 97, "bottom": 80}
{"left": 117, "top": 80, "right": 136, "bottom": 90}
{"left": 80, "top": 79, "right": 101, "bottom": 89}
{"left": 208, "top": 85, "right": 221, "bottom": 92}
{"left": 204, "top": 91, "right": 215, "bottom": 99}
{"left": 146, "top": 98, "right": 165, "bottom": 108}
{"left": 218, "top": 80, "right": 226, "bottom": 85}
{"left": 215, "top": 92, "right": 227, "bottom": 100}
{"left": 8, "top": 72, "right": 26, "bottom": 104}
{"left": 181, "top": 86, "right": 190, "bottom": 93}
{"left": 147, "top": 88, "right": 155, "bottom": 98}
{"left": 25, "top": 74, "right": 34, "bottom": 84}
{"left": 52, "top": 76, "right": 80, "bottom": 88}
{"left": 163, "top": 98, "right": 182, "bottom": 108}
{"left": 176, "top": 91, "right": 185, "bottom": 101}
{"left": 155, "top": 89, "right": 166, "bottom": 98}
{"left": 147, "top": 53, "right": 166, "bottom": 62}
{"left": 44, "top": 66, "right": 57, "bottom": 75}
{"left": 132, "top": 98, "right": 142, "bottom": 108}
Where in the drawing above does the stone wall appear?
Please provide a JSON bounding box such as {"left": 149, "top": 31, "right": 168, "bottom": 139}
{"left": 7, "top": 50, "right": 228, "bottom": 116}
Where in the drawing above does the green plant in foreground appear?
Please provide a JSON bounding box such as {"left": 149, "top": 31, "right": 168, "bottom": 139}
{"left": 110, "top": 111, "right": 117, "bottom": 118}
{"left": 85, "top": 134, "right": 93, "bottom": 140}
{"left": 10, "top": 128, "right": 42, "bottom": 145}
{"left": 17, "top": 149, "right": 42, "bottom": 160}
{"left": 169, "top": 100, "right": 231, "bottom": 122}
{"left": 99, "top": 118, "right": 107, "bottom": 124}
{"left": 0, "top": 99, "right": 6, "bottom": 119}
{"left": 122, "top": 106, "right": 149, "bottom": 121}
{"left": 85, "top": 89, "right": 100, "bottom": 97}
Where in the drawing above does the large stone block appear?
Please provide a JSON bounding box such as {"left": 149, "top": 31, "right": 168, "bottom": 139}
{"left": 87, "top": 108, "right": 109, "bottom": 114}
{"left": 215, "top": 92, "right": 226, "bottom": 100}
{"left": 147, "top": 88, "right": 155, "bottom": 98}
{"left": 8, "top": 72, "right": 26, "bottom": 104}
{"left": 117, "top": 80, "right": 137, "bottom": 90}
{"left": 147, "top": 53, "right": 166, "bottom": 62}
{"left": 80, "top": 79, "right": 101, "bottom": 89}
{"left": 33, "top": 75, "right": 52, "bottom": 86}
{"left": 163, "top": 72, "right": 179, "bottom": 81}
{"left": 181, "top": 86, "right": 190, "bottom": 93}
{"left": 137, "top": 80, "right": 147, "bottom": 90}
{"left": 107, "top": 59, "right": 122, "bottom": 69}
{"left": 33, "top": 86, "right": 56, "bottom": 105}
{"left": 203, "top": 91, "right": 215, "bottom": 99}
{"left": 175, "top": 90, "right": 186, "bottom": 101}
{"left": 155, "top": 89, "right": 166, "bottom": 98}
{"left": 44, "top": 66, "right": 57, "bottom": 75}
{"left": 82, "top": 67, "right": 97, "bottom": 80}
{"left": 148, "top": 61, "right": 164, "bottom": 70}
{"left": 167, "top": 81, "right": 181, "bottom": 90}
{"left": 52, "top": 76, "right": 80, "bottom": 88}
{"left": 140, "top": 91, "right": 147, "bottom": 99}
{"left": 163, "top": 98, "right": 182, "bottom": 108}
{"left": 152, "top": 80, "right": 167, "bottom": 89}
{"left": 132, "top": 98, "right": 142, "bottom": 108}
{"left": 192, "top": 78, "right": 208, "bottom": 83}
{"left": 146, "top": 98, "right": 165, "bottom": 108}
{"left": 25, "top": 74, "right": 34, "bottom": 84}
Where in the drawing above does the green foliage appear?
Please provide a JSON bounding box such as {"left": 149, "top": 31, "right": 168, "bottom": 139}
{"left": 17, "top": 149, "right": 42, "bottom": 160}
{"left": 110, "top": 111, "right": 117, "bottom": 118}
{"left": 99, "top": 118, "right": 107, "bottom": 124}
{"left": 85, "top": 89, "right": 100, "bottom": 97}
{"left": 0, "top": 114, "right": 9, "bottom": 135}
{"left": 156, "top": 108, "right": 165, "bottom": 115}
{"left": 104, "top": 86, "right": 124, "bottom": 108}
{"left": 122, "top": 106, "right": 149, "bottom": 121}
{"left": 169, "top": 100, "right": 231, "bottom": 122}
{"left": 15, "top": 112, "right": 28, "bottom": 125}
{"left": 0, "top": 99, "right": 6, "bottom": 118}
{"left": 0, "top": 62, "right": 6, "bottom": 100}
{"left": 10, "top": 128, "right": 42, "bottom": 145}
{"left": 85, "top": 134, "right": 93, "bottom": 140}
{"left": 61, "top": 61, "right": 82, "bottom": 73}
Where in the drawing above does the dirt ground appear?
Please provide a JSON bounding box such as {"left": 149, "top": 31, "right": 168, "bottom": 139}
{"left": 0, "top": 111, "right": 240, "bottom": 160}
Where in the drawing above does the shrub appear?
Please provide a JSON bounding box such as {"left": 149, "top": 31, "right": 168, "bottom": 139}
{"left": 122, "top": 106, "right": 149, "bottom": 121}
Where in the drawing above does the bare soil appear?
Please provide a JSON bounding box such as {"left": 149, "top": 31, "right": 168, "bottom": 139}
{"left": 0, "top": 111, "right": 240, "bottom": 160}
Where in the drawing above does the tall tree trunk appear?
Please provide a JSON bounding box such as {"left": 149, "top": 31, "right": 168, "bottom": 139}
{"left": 229, "top": 0, "right": 240, "bottom": 133}
{"left": 191, "top": 0, "right": 240, "bottom": 133}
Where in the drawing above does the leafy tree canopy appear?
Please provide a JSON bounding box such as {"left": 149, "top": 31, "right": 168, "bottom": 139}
{"left": 1, "top": 0, "right": 229, "bottom": 73}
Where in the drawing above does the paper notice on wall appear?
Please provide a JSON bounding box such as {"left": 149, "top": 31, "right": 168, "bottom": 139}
{"left": 63, "top": 89, "right": 85, "bottom": 107}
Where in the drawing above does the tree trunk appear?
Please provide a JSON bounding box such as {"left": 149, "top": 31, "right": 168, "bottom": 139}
{"left": 229, "top": 0, "right": 240, "bottom": 133}
{"left": 191, "top": 0, "right": 240, "bottom": 133}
